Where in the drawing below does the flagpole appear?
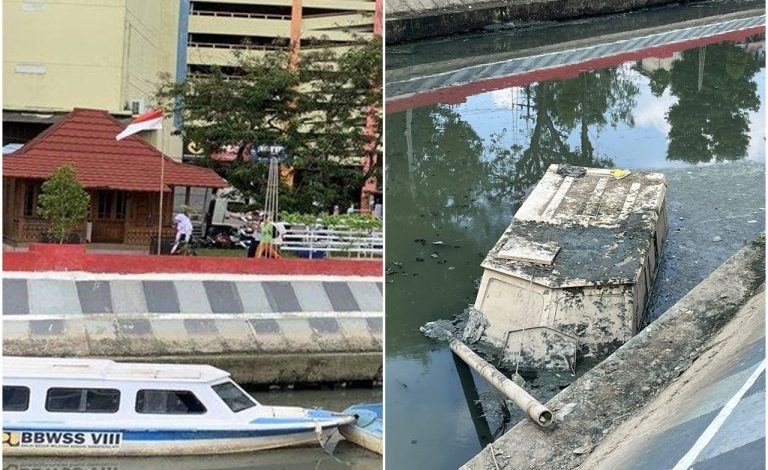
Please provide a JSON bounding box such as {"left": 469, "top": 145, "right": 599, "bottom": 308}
{"left": 157, "top": 120, "right": 166, "bottom": 255}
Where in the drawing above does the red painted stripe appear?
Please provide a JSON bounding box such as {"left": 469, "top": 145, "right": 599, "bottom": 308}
{"left": 4, "top": 245, "right": 382, "bottom": 277}
{"left": 133, "top": 108, "right": 164, "bottom": 123}
{"left": 386, "top": 26, "right": 765, "bottom": 114}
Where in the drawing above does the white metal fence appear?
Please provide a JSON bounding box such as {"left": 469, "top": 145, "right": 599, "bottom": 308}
{"left": 280, "top": 225, "right": 383, "bottom": 259}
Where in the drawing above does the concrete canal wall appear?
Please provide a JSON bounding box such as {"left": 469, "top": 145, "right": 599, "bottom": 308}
{"left": 386, "top": 0, "right": 702, "bottom": 43}
{"left": 3, "top": 273, "right": 383, "bottom": 385}
{"left": 462, "top": 234, "right": 764, "bottom": 469}
{"left": 386, "top": 13, "right": 765, "bottom": 112}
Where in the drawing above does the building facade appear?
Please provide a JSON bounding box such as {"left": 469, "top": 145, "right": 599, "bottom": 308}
{"left": 3, "top": 0, "right": 182, "bottom": 156}
{"left": 184, "top": 0, "right": 376, "bottom": 71}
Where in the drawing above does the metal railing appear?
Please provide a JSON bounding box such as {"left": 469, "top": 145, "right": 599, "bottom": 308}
{"left": 190, "top": 10, "right": 290, "bottom": 20}
{"left": 279, "top": 225, "right": 382, "bottom": 259}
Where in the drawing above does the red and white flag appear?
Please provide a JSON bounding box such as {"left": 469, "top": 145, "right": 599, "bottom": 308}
{"left": 115, "top": 109, "right": 164, "bottom": 141}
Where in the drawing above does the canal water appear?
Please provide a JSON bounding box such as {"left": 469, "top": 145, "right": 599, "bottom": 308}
{"left": 3, "top": 387, "right": 382, "bottom": 470}
{"left": 385, "top": 12, "right": 765, "bottom": 470}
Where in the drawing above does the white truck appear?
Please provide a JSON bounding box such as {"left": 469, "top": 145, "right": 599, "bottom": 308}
{"left": 203, "top": 188, "right": 251, "bottom": 237}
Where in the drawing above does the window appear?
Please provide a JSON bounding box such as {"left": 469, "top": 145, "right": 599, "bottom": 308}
{"left": 23, "top": 183, "right": 40, "bottom": 217}
{"left": 3, "top": 386, "right": 30, "bottom": 412}
{"left": 96, "top": 191, "right": 128, "bottom": 220}
{"left": 212, "top": 381, "right": 255, "bottom": 412}
{"left": 97, "top": 191, "right": 113, "bottom": 219}
{"left": 136, "top": 390, "right": 207, "bottom": 415}
{"left": 46, "top": 388, "right": 120, "bottom": 413}
{"left": 115, "top": 192, "right": 127, "bottom": 220}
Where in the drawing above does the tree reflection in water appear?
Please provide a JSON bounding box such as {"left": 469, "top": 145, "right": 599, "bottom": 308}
{"left": 487, "top": 67, "right": 639, "bottom": 200}
{"left": 662, "top": 41, "right": 762, "bottom": 163}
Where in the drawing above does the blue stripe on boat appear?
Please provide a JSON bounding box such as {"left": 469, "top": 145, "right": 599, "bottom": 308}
{"left": 2, "top": 426, "right": 338, "bottom": 441}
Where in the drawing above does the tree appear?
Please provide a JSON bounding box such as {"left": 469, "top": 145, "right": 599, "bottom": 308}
{"left": 37, "top": 165, "right": 91, "bottom": 244}
{"left": 156, "top": 37, "right": 382, "bottom": 214}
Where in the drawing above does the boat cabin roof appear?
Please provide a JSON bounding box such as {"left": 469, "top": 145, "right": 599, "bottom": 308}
{"left": 3, "top": 357, "right": 230, "bottom": 383}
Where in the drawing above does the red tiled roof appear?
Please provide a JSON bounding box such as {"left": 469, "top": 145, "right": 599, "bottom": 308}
{"left": 3, "top": 108, "right": 228, "bottom": 192}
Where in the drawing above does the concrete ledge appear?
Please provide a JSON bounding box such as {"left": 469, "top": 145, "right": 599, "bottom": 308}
{"left": 3, "top": 314, "right": 383, "bottom": 384}
{"left": 386, "top": 0, "right": 690, "bottom": 44}
{"left": 462, "top": 234, "right": 765, "bottom": 469}
{"left": 3, "top": 275, "right": 382, "bottom": 315}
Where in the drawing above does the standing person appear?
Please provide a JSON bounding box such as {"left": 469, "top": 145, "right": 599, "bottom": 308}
{"left": 247, "top": 216, "right": 261, "bottom": 258}
{"left": 271, "top": 219, "right": 286, "bottom": 259}
{"left": 333, "top": 205, "right": 340, "bottom": 215}
{"left": 255, "top": 218, "right": 271, "bottom": 258}
{"left": 170, "top": 212, "right": 193, "bottom": 254}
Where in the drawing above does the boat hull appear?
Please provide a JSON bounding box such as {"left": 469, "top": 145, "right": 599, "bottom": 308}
{"left": 2, "top": 427, "right": 339, "bottom": 456}
{"left": 339, "top": 403, "right": 383, "bottom": 455}
{"left": 339, "top": 425, "right": 383, "bottom": 455}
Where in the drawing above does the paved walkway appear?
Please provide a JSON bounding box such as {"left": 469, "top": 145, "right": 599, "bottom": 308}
{"left": 581, "top": 288, "right": 765, "bottom": 470}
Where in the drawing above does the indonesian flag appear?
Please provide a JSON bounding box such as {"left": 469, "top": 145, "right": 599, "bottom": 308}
{"left": 115, "top": 109, "right": 164, "bottom": 140}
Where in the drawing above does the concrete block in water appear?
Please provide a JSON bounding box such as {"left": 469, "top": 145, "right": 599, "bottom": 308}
{"left": 475, "top": 165, "right": 668, "bottom": 368}
{"left": 462, "top": 307, "right": 489, "bottom": 344}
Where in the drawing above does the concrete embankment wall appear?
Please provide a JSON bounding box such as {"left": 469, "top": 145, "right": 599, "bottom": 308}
{"left": 3, "top": 273, "right": 383, "bottom": 385}
{"left": 387, "top": 0, "right": 697, "bottom": 43}
{"left": 4, "top": 313, "right": 382, "bottom": 385}
{"left": 462, "top": 234, "right": 765, "bottom": 469}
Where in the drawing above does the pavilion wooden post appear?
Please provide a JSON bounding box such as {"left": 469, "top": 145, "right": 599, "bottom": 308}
{"left": 157, "top": 121, "right": 166, "bottom": 255}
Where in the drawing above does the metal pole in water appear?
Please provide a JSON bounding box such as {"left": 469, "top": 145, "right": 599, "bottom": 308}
{"left": 423, "top": 322, "right": 554, "bottom": 428}
{"left": 447, "top": 336, "right": 553, "bottom": 427}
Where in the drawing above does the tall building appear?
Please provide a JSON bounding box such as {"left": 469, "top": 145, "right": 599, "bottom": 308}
{"left": 184, "top": 0, "right": 377, "bottom": 73}
{"left": 3, "top": 0, "right": 182, "bottom": 156}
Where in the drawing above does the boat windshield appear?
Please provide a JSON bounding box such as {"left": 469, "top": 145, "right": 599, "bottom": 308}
{"left": 212, "top": 381, "right": 256, "bottom": 413}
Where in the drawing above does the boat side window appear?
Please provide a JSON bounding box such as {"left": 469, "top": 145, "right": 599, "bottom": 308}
{"left": 135, "top": 390, "right": 207, "bottom": 415}
{"left": 45, "top": 388, "right": 120, "bottom": 413}
{"left": 212, "top": 381, "right": 256, "bottom": 412}
{"left": 3, "top": 386, "right": 30, "bottom": 412}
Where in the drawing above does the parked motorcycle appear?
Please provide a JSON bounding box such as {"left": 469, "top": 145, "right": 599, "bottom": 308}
{"left": 204, "top": 226, "right": 240, "bottom": 249}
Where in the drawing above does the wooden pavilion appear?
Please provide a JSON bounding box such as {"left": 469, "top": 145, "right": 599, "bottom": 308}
{"left": 3, "top": 108, "right": 227, "bottom": 245}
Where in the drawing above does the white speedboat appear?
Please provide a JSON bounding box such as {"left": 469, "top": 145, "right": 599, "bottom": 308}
{"left": 2, "top": 357, "right": 354, "bottom": 456}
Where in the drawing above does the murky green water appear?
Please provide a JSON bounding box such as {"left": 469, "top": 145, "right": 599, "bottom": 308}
{"left": 4, "top": 387, "right": 381, "bottom": 470}
{"left": 385, "top": 16, "right": 765, "bottom": 470}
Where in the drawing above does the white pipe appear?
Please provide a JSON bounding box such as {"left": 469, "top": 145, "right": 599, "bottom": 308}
{"left": 447, "top": 335, "right": 553, "bottom": 428}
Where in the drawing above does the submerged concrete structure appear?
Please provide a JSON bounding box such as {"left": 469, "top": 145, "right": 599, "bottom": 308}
{"left": 473, "top": 165, "right": 667, "bottom": 369}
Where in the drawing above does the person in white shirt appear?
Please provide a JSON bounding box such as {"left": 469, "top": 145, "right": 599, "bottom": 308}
{"left": 171, "top": 212, "right": 193, "bottom": 254}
